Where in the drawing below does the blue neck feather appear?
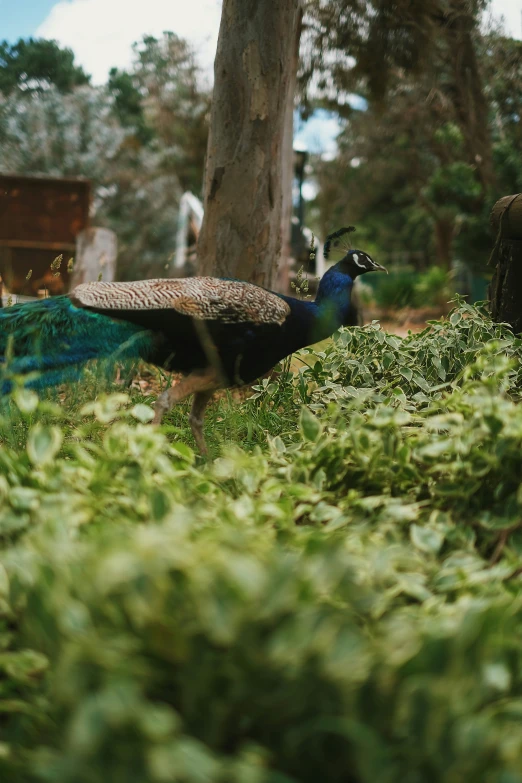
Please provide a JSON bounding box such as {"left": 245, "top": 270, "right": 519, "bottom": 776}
{"left": 315, "top": 270, "right": 354, "bottom": 320}
{"left": 279, "top": 269, "right": 354, "bottom": 350}
{"left": 307, "top": 269, "right": 355, "bottom": 339}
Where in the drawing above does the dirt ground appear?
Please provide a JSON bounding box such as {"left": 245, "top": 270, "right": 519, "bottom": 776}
{"left": 380, "top": 319, "right": 430, "bottom": 337}
{"left": 368, "top": 305, "right": 447, "bottom": 337}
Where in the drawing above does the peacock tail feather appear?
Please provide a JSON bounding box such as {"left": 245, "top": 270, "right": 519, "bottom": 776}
{"left": 0, "top": 296, "right": 155, "bottom": 393}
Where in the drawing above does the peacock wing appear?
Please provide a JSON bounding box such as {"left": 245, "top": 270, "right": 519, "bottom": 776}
{"left": 70, "top": 278, "right": 291, "bottom": 326}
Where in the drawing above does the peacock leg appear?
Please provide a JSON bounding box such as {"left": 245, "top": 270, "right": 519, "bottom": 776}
{"left": 152, "top": 368, "right": 220, "bottom": 431}
{"left": 189, "top": 389, "right": 215, "bottom": 456}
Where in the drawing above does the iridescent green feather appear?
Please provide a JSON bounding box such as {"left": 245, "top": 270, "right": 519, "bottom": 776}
{"left": 0, "top": 296, "right": 154, "bottom": 392}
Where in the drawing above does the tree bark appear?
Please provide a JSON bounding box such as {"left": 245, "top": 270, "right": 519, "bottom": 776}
{"left": 442, "top": 1, "right": 495, "bottom": 191}
{"left": 434, "top": 218, "right": 455, "bottom": 270}
{"left": 197, "top": 0, "right": 302, "bottom": 288}
{"left": 489, "top": 194, "right": 522, "bottom": 333}
{"left": 278, "top": 10, "right": 302, "bottom": 292}
{"left": 71, "top": 228, "right": 117, "bottom": 287}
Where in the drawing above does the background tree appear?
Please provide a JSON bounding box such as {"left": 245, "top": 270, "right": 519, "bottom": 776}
{"left": 0, "top": 34, "right": 210, "bottom": 280}
{"left": 195, "top": 0, "right": 492, "bottom": 287}
{"left": 109, "top": 33, "right": 210, "bottom": 194}
{"left": 0, "top": 85, "right": 123, "bottom": 176}
{"left": 312, "top": 81, "right": 484, "bottom": 269}
{"left": 197, "top": 0, "right": 303, "bottom": 287}
{"left": 485, "top": 34, "right": 522, "bottom": 195}
{"left": 1, "top": 4, "right": 518, "bottom": 289}
{"left": 305, "top": 0, "right": 502, "bottom": 272}
{"left": 107, "top": 67, "right": 153, "bottom": 146}
{"left": 0, "top": 38, "right": 90, "bottom": 94}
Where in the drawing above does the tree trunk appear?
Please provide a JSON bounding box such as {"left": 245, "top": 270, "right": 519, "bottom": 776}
{"left": 443, "top": 1, "right": 495, "bottom": 191}
{"left": 489, "top": 194, "right": 522, "bottom": 333}
{"left": 434, "top": 218, "right": 455, "bottom": 269}
{"left": 71, "top": 228, "right": 117, "bottom": 287}
{"left": 278, "top": 10, "right": 302, "bottom": 292}
{"left": 197, "top": 0, "right": 302, "bottom": 288}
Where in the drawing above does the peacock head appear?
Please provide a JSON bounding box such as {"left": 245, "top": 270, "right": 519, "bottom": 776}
{"left": 333, "top": 249, "right": 388, "bottom": 280}
{"left": 323, "top": 227, "right": 387, "bottom": 280}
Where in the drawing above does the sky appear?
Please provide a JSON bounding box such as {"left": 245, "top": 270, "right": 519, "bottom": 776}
{"left": 2, "top": 0, "right": 521, "bottom": 155}
{"left": 15, "top": 0, "right": 522, "bottom": 86}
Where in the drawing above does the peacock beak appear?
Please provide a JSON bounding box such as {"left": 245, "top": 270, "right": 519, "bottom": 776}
{"left": 372, "top": 262, "right": 388, "bottom": 274}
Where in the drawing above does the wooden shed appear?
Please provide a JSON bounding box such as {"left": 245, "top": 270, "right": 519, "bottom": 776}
{"left": 0, "top": 174, "right": 90, "bottom": 296}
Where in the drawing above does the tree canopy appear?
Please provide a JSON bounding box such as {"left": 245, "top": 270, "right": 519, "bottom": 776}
{"left": 306, "top": 0, "right": 516, "bottom": 273}
{"left": 0, "top": 3, "right": 520, "bottom": 282}
{"left": 0, "top": 33, "right": 209, "bottom": 280}
{"left": 0, "top": 38, "right": 90, "bottom": 94}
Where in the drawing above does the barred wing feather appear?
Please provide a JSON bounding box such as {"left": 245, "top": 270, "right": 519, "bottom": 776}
{"left": 71, "top": 278, "right": 290, "bottom": 326}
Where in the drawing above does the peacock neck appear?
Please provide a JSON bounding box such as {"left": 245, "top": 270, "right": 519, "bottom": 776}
{"left": 312, "top": 270, "right": 354, "bottom": 335}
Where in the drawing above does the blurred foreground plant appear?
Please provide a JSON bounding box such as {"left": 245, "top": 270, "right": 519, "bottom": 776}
{"left": 1, "top": 301, "right": 522, "bottom": 781}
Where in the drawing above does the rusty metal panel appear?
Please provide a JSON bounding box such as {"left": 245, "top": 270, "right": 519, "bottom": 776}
{"left": 0, "top": 174, "right": 91, "bottom": 295}
{"left": 0, "top": 174, "right": 90, "bottom": 244}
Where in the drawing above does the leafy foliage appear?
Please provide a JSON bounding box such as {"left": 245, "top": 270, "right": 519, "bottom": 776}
{"left": 0, "top": 38, "right": 90, "bottom": 94}
{"left": 0, "top": 33, "right": 209, "bottom": 280}
{"left": 2, "top": 303, "right": 522, "bottom": 780}
{"left": 354, "top": 266, "right": 454, "bottom": 312}
{"left": 301, "top": 0, "right": 444, "bottom": 105}
{"left": 306, "top": 2, "right": 516, "bottom": 274}
{"left": 109, "top": 33, "right": 210, "bottom": 195}
{"left": 0, "top": 84, "right": 125, "bottom": 176}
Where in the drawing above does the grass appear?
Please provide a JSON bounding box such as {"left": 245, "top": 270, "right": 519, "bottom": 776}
{"left": 0, "top": 369, "right": 301, "bottom": 459}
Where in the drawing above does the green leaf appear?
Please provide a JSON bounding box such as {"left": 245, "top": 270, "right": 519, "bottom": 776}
{"left": 27, "top": 425, "right": 62, "bottom": 465}
{"left": 412, "top": 373, "right": 430, "bottom": 392}
{"left": 13, "top": 388, "right": 39, "bottom": 414}
{"left": 131, "top": 404, "right": 155, "bottom": 423}
{"left": 0, "top": 564, "right": 9, "bottom": 599}
{"left": 171, "top": 442, "right": 194, "bottom": 463}
{"left": 300, "top": 407, "right": 322, "bottom": 442}
{"left": 383, "top": 352, "right": 395, "bottom": 370}
{"left": 450, "top": 311, "right": 462, "bottom": 325}
{"left": 150, "top": 488, "right": 171, "bottom": 520}
{"left": 0, "top": 650, "right": 48, "bottom": 682}
{"left": 410, "top": 524, "right": 444, "bottom": 554}
{"left": 483, "top": 663, "right": 511, "bottom": 692}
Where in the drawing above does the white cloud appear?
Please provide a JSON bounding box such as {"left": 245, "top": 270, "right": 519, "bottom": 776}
{"left": 488, "top": 0, "right": 521, "bottom": 38}
{"left": 36, "top": 0, "right": 223, "bottom": 84}
{"left": 37, "top": 0, "right": 520, "bottom": 88}
{"left": 36, "top": 0, "right": 521, "bottom": 94}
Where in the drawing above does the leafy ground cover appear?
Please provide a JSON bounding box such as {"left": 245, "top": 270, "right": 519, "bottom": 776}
{"left": 2, "top": 300, "right": 522, "bottom": 782}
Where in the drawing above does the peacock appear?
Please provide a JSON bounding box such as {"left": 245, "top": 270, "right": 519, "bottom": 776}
{"left": 0, "top": 228, "right": 386, "bottom": 453}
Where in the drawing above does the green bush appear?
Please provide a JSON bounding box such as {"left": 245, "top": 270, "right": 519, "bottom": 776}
{"left": 413, "top": 265, "right": 452, "bottom": 308}
{"left": 2, "top": 301, "right": 522, "bottom": 781}
{"left": 369, "top": 266, "right": 452, "bottom": 310}
{"left": 370, "top": 269, "right": 418, "bottom": 309}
